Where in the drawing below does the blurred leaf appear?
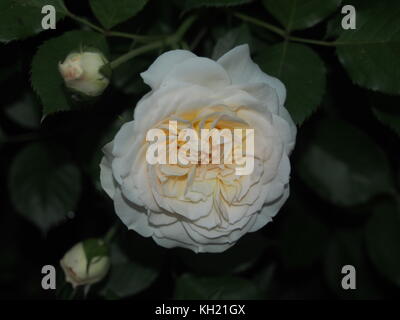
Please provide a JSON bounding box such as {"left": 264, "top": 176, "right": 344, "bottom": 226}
{"left": 104, "top": 262, "right": 158, "bottom": 298}
{"left": 89, "top": 0, "right": 148, "bottom": 29}
{"left": 297, "top": 115, "right": 393, "bottom": 206}
{"left": 365, "top": 200, "right": 400, "bottom": 287}
{"left": 0, "top": 0, "right": 66, "bottom": 43}
{"left": 176, "top": 232, "right": 268, "bottom": 275}
{"left": 0, "top": 64, "right": 15, "bottom": 83}
{"left": 262, "top": 0, "right": 341, "bottom": 31}
{"left": 101, "top": 239, "right": 161, "bottom": 298}
{"left": 373, "top": 108, "right": 400, "bottom": 137}
{"left": 0, "top": 215, "right": 21, "bottom": 287}
{"left": 8, "top": 142, "right": 81, "bottom": 233}
{"left": 174, "top": 274, "right": 263, "bottom": 299}
{"left": 0, "top": 54, "right": 22, "bottom": 83}
{"left": 257, "top": 42, "right": 326, "bottom": 124}
{"left": 370, "top": 93, "right": 400, "bottom": 137}
{"left": 324, "top": 230, "right": 384, "bottom": 299}
{"left": 20, "top": 0, "right": 67, "bottom": 10}
{"left": 31, "top": 30, "right": 108, "bottom": 117}
{"left": 183, "top": 0, "right": 252, "bottom": 10}
{"left": 0, "top": 244, "right": 21, "bottom": 284}
{"left": 279, "top": 197, "right": 330, "bottom": 270}
{"left": 212, "top": 24, "right": 252, "bottom": 60}
{"left": 335, "top": 0, "right": 400, "bottom": 95}
{"left": 4, "top": 92, "right": 40, "bottom": 129}
{"left": 325, "top": 12, "right": 342, "bottom": 39}
{"left": 252, "top": 262, "right": 278, "bottom": 298}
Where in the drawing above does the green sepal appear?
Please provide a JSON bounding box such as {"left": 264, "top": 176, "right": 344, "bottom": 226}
{"left": 82, "top": 238, "right": 110, "bottom": 275}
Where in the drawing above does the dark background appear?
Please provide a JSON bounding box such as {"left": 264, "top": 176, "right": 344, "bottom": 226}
{"left": 1, "top": 0, "right": 399, "bottom": 299}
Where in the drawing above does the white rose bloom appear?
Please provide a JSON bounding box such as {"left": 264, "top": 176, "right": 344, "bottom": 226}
{"left": 100, "top": 44, "right": 296, "bottom": 253}
{"left": 60, "top": 241, "right": 110, "bottom": 288}
{"left": 59, "top": 51, "right": 109, "bottom": 97}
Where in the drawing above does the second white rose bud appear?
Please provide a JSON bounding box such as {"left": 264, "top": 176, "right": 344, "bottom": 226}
{"left": 60, "top": 239, "right": 110, "bottom": 288}
{"left": 59, "top": 51, "right": 110, "bottom": 97}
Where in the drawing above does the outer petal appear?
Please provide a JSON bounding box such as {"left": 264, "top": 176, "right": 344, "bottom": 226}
{"left": 153, "top": 221, "right": 200, "bottom": 251}
{"left": 134, "top": 83, "right": 214, "bottom": 134}
{"left": 160, "top": 57, "right": 231, "bottom": 90}
{"left": 114, "top": 188, "right": 153, "bottom": 237}
{"left": 112, "top": 120, "right": 136, "bottom": 158}
{"left": 250, "top": 187, "right": 290, "bottom": 233}
{"left": 217, "top": 44, "right": 286, "bottom": 106}
{"left": 100, "top": 141, "right": 116, "bottom": 198}
{"left": 140, "top": 50, "right": 196, "bottom": 90}
{"left": 179, "top": 215, "right": 258, "bottom": 253}
{"left": 196, "top": 242, "right": 235, "bottom": 253}
{"left": 153, "top": 235, "right": 199, "bottom": 252}
{"left": 99, "top": 156, "right": 116, "bottom": 199}
{"left": 275, "top": 107, "right": 297, "bottom": 154}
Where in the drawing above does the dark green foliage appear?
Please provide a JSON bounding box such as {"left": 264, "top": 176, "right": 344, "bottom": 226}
{"left": 1, "top": 0, "right": 400, "bottom": 300}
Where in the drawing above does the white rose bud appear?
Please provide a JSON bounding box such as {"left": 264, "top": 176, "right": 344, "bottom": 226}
{"left": 58, "top": 51, "right": 110, "bottom": 97}
{"left": 60, "top": 240, "right": 110, "bottom": 288}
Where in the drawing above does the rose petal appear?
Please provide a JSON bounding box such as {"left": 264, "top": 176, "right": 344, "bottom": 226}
{"left": 217, "top": 44, "right": 286, "bottom": 106}
{"left": 114, "top": 188, "right": 153, "bottom": 237}
{"left": 140, "top": 50, "right": 197, "bottom": 90}
{"left": 99, "top": 156, "right": 116, "bottom": 199}
{"left": 161, "top": 57, "right": 231, "bottom": 90}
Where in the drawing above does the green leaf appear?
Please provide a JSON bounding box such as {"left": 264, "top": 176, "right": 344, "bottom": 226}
{"left": 8, "top": 142, "right": 81, "bottom": 233}
{"left": 373, "top": 108, "right": 400, "bottom": 137}
{"left": 19, "top": 0, "right": 67, "bottom": 11}
{"left": 212, "top": 24, "right": 252, "bottom": 60}
{"left": 252, "top": 263, "right": 278, "bottom": 298}
{"left": 370, "top": 93, "right": 400, "bottom": 137}
{"left": 101, "top": 241, "right": 160, "bottom": 298}
{"left": 0, "top": 0, "right": 66, "bottom": 43}
{"left": 176, "top": 232, "right": 268, "bottom": 275}
{"left": 4, "top": 91, "right": 41, "bottom": 129}
{"left": 31, "top": 30, "right": 108, "bottom": 117}
{"left": 82, "top": 238, "right": 109, "bottom": 274}
{"left": 335, "top": 0, "right": 400, "bottom": 95}
{"left": 174, "top": 274, "right": 263, "bottom": 299}
{"left": 100, "top": 233, "right": 164, "bottom": 298}
{"left": 104, "top": 262, "right": 159, "bottom": 298}
{"left": 365, "top": 200, "right": 400, "bottom": 287}
{"left": 256, "top": 42, "right": 326, "bottom": 124}
{"left": 324, "top": 230, "right": 385, "bottom": 299}
{"left": 262, "top": 0, "right": 341, "bottom": 31}
{"left": 183, "top": 0, "right": 252, "bottom": 10}
{"left": 279, "top": 196, "right": 329, "bottom": 270}
{"left": 89, "top": 0, "right": 148, "bottom": 29}
{"left": 56, "top": 269, "right": 74, "bottom": 300}
{"left": 297, "top": 115, "right": 393, "bottom": 206}
{"left": 0, "top": 54, "right": 22, "bottom": 83}
{"left": 325, "top": 12, "right": 342, "bottom": 40}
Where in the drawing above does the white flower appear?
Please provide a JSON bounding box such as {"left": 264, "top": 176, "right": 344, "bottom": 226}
{"left": 60, "top": 241, "right": 110, "bottom": 288}
{"left": 58, "top": 51, "right": 109, "bottom": 97}
{"left": 100, "top": 44, "right": 296, "bottom": 253}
